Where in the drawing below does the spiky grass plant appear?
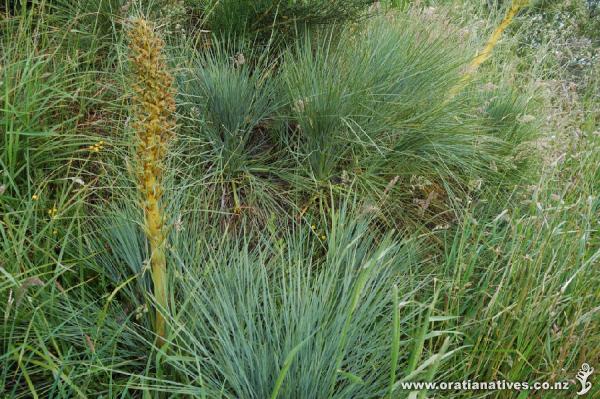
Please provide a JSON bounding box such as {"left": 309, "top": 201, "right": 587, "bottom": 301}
{"left": 181, "top": 42, "right": 277, "bottom": 176}
{"left": 175, "top": 40, "right": 289, "bottom": 224}
{"left": 73, "top": 196, "right": 460, "bottom": 397}
{"left": 2, "top": 193, "right": 457, "bottom": 397}
{"left": 128, "top": 18, "right": 176, "bottom": 345}
{"left": 279, "top": 14, "right": 533, "bottom": 230}
{"left": 165, "top": 205, "right": 453, "bottom": 398}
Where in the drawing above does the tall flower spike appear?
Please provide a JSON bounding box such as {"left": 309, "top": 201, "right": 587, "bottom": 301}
{"left": 128, "top": 18, "right": 176, "bottom": 346}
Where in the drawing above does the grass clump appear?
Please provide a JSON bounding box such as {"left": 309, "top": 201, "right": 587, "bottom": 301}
{"left": 162, "top": 207, "right": 452, "bottom": 398}
{"left": 282, "top": 15, "right": 535, "bottom": 227}
{"left": 2, "top": 200, "right": 457, "bottom": 397}
{"left": 175, "top": 14, "right": 534, "bottom": 231}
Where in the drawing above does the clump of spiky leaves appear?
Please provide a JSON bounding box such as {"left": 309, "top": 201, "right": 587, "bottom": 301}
{"left": 175, "top": 40, "right": 289, "bottom": 226}
{"left": 1, "top": 194, "right": 457, "bottom": 397}
{"left": 76, "top": 196, "right": 458, "bottom": 397}
{"left": 279, "top": 14, "right": 534, "bottom": 229}
{"left": 164, "top": 205, "right": 456, "bottom": 398}
{"left": 128, "top": 17, "right": 176, "bottom": 344}
{"left": 181, "top": 43, "right": 277, "bottom": 176}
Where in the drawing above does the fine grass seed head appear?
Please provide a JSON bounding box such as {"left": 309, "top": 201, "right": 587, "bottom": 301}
{"left": 128, "top": 17, "right": 176, "bottom": 345}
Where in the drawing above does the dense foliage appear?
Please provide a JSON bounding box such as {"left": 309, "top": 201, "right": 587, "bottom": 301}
{"left": 1, "top": 0, "right": 598, "bottom": 398}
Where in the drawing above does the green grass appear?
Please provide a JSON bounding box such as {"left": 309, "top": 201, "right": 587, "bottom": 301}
{"left": 435, "top": 146, "right": 599, "bottom": 394}
{"left": 172, "top": 12, "right": 534, "bottom": 232}
{"left": 1, "top": 0, "right": 598, "bottom": 398}
{"left": 192, "top": 0, "right": 372, "bottom": 47}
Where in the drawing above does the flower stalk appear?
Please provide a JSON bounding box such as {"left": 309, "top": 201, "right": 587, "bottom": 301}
{"left": 467, "top": 0, "right": 529, "bottom": 74}
{"left": 449, "top": 0, "right": 529, "bottom": 98}
{"left": 128, "top": 18, "right": 176, "bottom": 345}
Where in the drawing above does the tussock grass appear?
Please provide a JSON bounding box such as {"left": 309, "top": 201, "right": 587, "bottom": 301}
{"left": 1, "top": 0, "right": 598, "bottom": 398}
{"left": 2, "top": 200, "right": 457, "bottom": 397}
{"left": 173, "top": 13, "right": 533, "bottom": 232}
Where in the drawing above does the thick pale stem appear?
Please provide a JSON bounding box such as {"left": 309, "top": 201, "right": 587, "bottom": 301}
{"left": 146, "top": 189, "right": 167, "bottom": 344}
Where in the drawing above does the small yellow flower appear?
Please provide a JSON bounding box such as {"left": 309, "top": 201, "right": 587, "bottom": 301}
{"left": 87, "top": 141, "right": 104, "bottom": 153}
{"left": 311, "top": 224, "right": 316, "bottom": 230}
{"left": 321, "top": 235, "right": 326, "bottom": 240}
{"left": 31, "top": 194, "right": 39, "bottom": 201}
{"left": 48, "top": 206, "right": 58, "bottom": 218}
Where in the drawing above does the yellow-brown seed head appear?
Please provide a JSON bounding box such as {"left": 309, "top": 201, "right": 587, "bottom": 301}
{"left": 128, "top": 18, "right": 176, "bottom": 202}
{"left": 127, "top": 18, "right": 175, "bottom": 346}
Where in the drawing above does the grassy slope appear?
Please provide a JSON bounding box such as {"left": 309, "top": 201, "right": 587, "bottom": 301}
{"left": 1, "top": 1, "right": 598, "bottom": 398}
